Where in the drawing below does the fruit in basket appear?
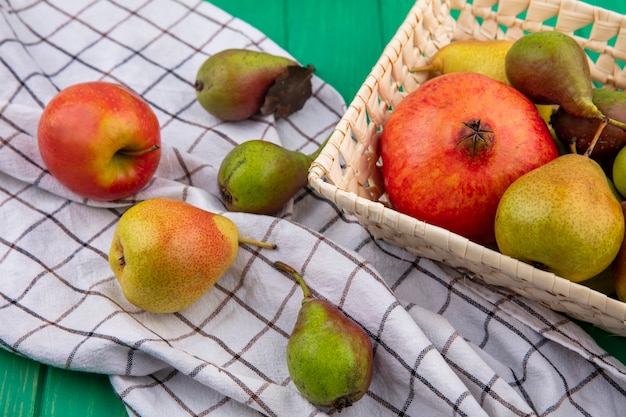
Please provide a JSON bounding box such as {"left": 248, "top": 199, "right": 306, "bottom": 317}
{"left": 217, "top": 138, "right": 327, "bottom": 215}
{"left": 37, "top": 81, "right": 161, "bottom": 201}
{"left": 380, "top": 72, "right": 558, "bottom": 243}
{"left": 611, "top": 203, "right": 626, "bottom": 301}
{"left": 494, "top": 149, "right": 625, "bottom": 283}
{"left": 612, "top": 146, "right": 626, "bottom": 198}
{"left": 552, "top": 88, "right": 626, "bottom": 160}
{"left": 607, "top": 176, "right": 624, "bottom": 202}
{"left": 273, "top": 261, "right": 373, "bottom": 412}
{"left": 194, "top": 48, "right": 314, "bottom": 121}
{"left": 505, "top": 31, "right": 626, "bottom": 132}
{"left": 410, "top": 39, "right": 553, "bottom": 122}
{"left": 108, "top": 198, "right": 276, "bottom": 313}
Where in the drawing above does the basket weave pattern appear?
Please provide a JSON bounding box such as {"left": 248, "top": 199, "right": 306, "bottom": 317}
{"left": 309, "top": 0, "right": 626, "bottom": 335}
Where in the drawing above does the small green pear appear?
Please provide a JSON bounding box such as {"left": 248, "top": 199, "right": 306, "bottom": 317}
{"left": 108, "top": 198, "right": 275, "bottom": 313}
{"left": 612, "top": 145, "right": 626, "bottom": 198}
{"left": 194, "top": 48, "right": 304, "bottom": 121}
{"left": 273, "top": 261, "right": 373, "bottom": 412}
{"left": 494, "top": 153, "right": 625, "bottom": 282}
{"left": 218, "top": 138, "right": 327, "bottom": 215}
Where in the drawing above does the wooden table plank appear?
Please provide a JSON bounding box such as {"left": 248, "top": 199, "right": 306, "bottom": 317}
{"left": 282, "top": 0, "right": 388, "bottom": 104}
{"left": 210, "top": 0, "right": 416, "bottom": 104}
{"left": 38, "top": 368, "right": 127, "bottom": 417}
{"left": 0, "top": 348, "right": 40, "bottom": 417}
{"left": 0, "top": 347, "right": 128, "bottom": 417}
{"left": 210, "top": 0, "right": 287, "bottom": 46}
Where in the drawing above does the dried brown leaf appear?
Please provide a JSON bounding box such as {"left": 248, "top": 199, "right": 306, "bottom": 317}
{"left": 260, "top": 64, "right": 315, "bottom": 119}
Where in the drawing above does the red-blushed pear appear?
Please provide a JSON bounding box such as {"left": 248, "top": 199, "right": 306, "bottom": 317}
{"left": 495, "top": 120, "right": 625, "bottom": 283}
{"left": 273, "top": 261, "right": 373, "bottom": 412}
{"left": 495, "top": 152, "right": 624, "bottom": 282}
{"left": 194, "top": 49, "right": 314, "bottom": 121}
{"left": 37, "top": 81, "right": 161, "bottom": 201}
{"left": 108, "top": 198, "right": 275, "bottom": 313}
{"left": 380, "top": 72, "right": 559, "bottom": 243}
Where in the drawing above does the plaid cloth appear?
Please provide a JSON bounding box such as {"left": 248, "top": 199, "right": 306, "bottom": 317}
{"left": 2, "top": 1, "right": 626, "bottom": 416}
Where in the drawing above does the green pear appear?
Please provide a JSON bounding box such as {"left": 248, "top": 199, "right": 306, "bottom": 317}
{"left": 505, "top": 31, "right": 626, "bottom": 131}
{"left": 273, "top": 261, "right": 373, "bottom": 411}
{"left": 218, "top": 138, "right": 327, "bottom": 215}
{"left": 611, "top": 202, "right": 626, "bottom": 302}
{"left": 494, "top": 153, "right": 625, "bottom": 282}
{"left": 612, "top": 145, "right": 626, "bottom": 198}
{"left": 194, "top": 49, "right": 297, "bottom": 121}
{"left": 108, "top": 198, "right": 275, "bottom": 313}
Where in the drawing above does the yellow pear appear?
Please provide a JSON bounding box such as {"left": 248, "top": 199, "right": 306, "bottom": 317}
{"left": 412, "top": 40, "right": 553, "bottom": 122}
{"left": 412, "top": 40, "right": 514, "bottom": 83}
{"left": 494, "top": 153, "right": 624, "bottom": 282}
{"left": 108, "top": 198, "right": 275, "bottom": 313}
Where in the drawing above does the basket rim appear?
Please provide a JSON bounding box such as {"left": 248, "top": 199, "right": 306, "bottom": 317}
{"left": 308, "top": 175, "right": 626, "bottom": 322}
{"left": 308, "top": 0, "right": 626, "bottom": 335}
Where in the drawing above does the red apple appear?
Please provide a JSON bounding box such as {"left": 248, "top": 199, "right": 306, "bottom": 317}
{"left": 380, "top": 72, "right": 559, "bottom": 243}
{"left": 37, "top": 81, "right": 161, "bottom": 201}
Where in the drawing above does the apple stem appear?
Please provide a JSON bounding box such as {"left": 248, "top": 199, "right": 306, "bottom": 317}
{"left": 583, "top": 117, "right": 608, "bottom": 158}
{"left": 118, "top": 144, "right": 161, "bottom": 157}
{"left": 273, "top": 261, "right": 311, "bottom": 299}
{"left": 238, "top": 236, "right": 277, "bottom": 249}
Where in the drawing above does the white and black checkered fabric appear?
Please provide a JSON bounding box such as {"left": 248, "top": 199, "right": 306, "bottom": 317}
{"left": 2, "top": 1, "right": 626, "bottom": 416}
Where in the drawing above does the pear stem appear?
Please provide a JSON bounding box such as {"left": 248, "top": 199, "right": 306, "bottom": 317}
{"left": 408, "top": 64, "right": 437, "bottom": 73}
{"left": 238, "top": 236, "right": 277, "bottom": 249}
{"left": 584, "top": 117, "right": 608, "bottom": 158}
{"left": 607, "top": 116, "right": 626, "bottom": 132}
{"left": 306, "top": 134, "right": 332, "bottom": 162}
{"left": 273, "top": 261, "right": 311, "bottom": 298}
{"left": 117, "top": 144, "right": 160, "bottom": 157}
{"left": 569, "top": 143, "right": 577, "bottom": 154}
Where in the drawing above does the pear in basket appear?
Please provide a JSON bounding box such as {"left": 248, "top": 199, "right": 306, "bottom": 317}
{"left": 494, "top": 128, "right": 625, "bottom": 283}
{"left": 505, "top": 31, "right": 626, "bottom": 133}
{"left": 611, "top": 202, "right": 626, "bottom": 302}
{"left": 612, "top": 145, "right": 626, "bottom": 199}
{"left": 273, "top": 262, "right": 373, "bottom": 412}
{"left": 108, "top": 198, "right": 275, "bottom": 313}
{"left": 411, "top": 39, "right": 553, "bottom": 122}
{"left": 551, "top": 88, "right": 626, "bottom": 161}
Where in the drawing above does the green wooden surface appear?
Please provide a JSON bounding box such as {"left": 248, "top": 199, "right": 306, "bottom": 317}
{"left": 2, "top": 0, "right": 626, "bottom": 415}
